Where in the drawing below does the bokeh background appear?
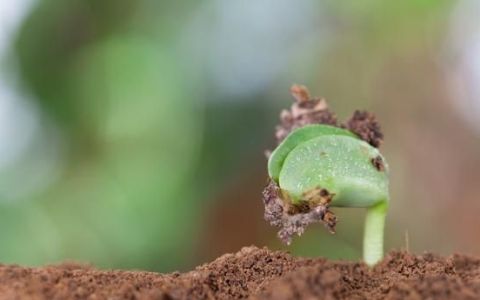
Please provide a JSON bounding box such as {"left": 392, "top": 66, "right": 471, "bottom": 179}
{"left": 1, "top": 0, "right": 479, "bottom": 272}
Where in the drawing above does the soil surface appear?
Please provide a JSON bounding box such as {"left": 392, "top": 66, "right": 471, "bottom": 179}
{"left": 1, "top": 246, "right": 480, "bottom": 300}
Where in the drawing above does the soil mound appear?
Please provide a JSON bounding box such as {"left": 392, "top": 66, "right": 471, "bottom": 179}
{"left": 1, "top": 246, "right": 479, "bottom": 299}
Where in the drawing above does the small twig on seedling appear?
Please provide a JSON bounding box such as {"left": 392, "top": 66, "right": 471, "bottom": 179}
{"left": 263, "top": 85, "right": 390, "bottom": 266}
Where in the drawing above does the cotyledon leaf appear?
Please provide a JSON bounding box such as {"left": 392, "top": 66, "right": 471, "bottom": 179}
{"left": 268, "top": 124, "right": 358, "bottom": 182}
{"left": 278, "top": 134, "right": 389, "bottom": 207}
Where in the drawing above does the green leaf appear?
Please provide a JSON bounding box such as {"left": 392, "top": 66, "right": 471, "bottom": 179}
{"left": 268, "top": 125, "right": 357, "bottom": 182}
{"left": 278, "top": 134, "right": 389, "bottom": 207}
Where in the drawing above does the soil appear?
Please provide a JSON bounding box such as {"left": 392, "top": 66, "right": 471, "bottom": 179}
{"left": 263, "top": 180, "right": 337, "bottom": 245}
{"left": 1, "top": 246, "right": 480, "bottom": 300}
{"left": 275, "top": 85, "right": 383, "bottom": 147}
{"left": 345, "top": 110, "right": 384, "bottom": 148}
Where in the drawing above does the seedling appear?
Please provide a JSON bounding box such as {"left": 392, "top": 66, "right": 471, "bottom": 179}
{"left": 263, "top": 85, "right": 389, "bottom": 266}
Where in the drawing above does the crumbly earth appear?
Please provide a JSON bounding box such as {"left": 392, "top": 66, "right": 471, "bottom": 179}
{"left": 275, "top": 85, "right": 383, "bottom": 147}
{"left": 264, "top": 85, "right": 385, "bottom": 244}
{"left": 345, "top": 110, "right": 384, "bottom": 148}
{"left": 275, "top": 85, "right": 338, "bottom": 143}
{"left": 371, "top": 155, "right": 386, "bottom": 172}
{"left": 1, "top": 246, "right": 480, "bottom": 300}
{"left": 262, "top": 180, "right": 337, "bottom": 245}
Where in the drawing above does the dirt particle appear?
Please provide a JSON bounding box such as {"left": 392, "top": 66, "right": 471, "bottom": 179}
{"left": 371, "top": 156, "right": 385, "bottom": 171}
{"left": 290, "top": 84, "right": 311, "bottom": 103}
{"left": 275, "top": 85, "right": 338, "bottom": 143}
{"left": 345, "top": 110, "right": 384, "bottom": 148}
{"left": 273, "top": 86, "right": 384, "bottom": 150}
{"left": 262, "top": 181, "right": 337, "bottom": 244}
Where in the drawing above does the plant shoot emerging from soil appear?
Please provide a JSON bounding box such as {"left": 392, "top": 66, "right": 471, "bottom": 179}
{"left": 263, "top": 85, "right": 389, "bottom": 265}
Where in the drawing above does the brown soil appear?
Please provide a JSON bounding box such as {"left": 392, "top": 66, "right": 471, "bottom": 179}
{"left": 275, "top": 84, "right": 383, "bottom": 147}
{"left": 263, "top": 180, "right": 337, "bottom": 245}
{"left": 1, "top": 246, "right": 480, "bottom": 300}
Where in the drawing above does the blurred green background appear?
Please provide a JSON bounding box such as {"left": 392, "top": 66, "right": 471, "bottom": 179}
{"left": 1, "top": 0, "right": 480, "bottom": 272}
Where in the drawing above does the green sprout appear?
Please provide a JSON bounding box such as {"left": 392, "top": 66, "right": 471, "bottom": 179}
{"left": 264, "top": 86, "right": 389, "bottom": 266}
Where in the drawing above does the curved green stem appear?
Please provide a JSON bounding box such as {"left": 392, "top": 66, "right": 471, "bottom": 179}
{"left": 363, "top": 201, "right": 388, "bottom": 266}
